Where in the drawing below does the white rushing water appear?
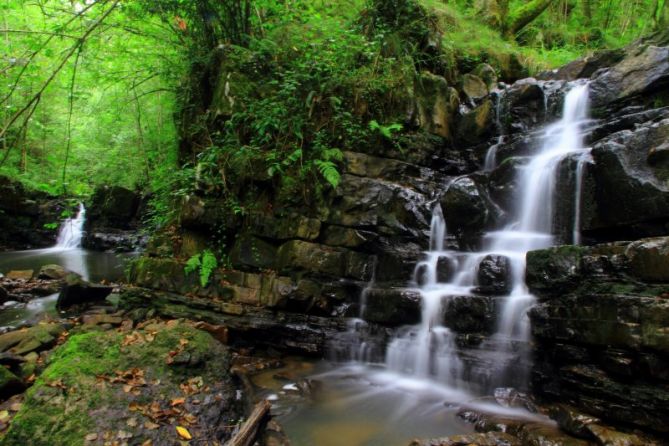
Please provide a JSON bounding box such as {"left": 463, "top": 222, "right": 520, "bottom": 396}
{"left": 55, "top": 203, "right": 86, "bottom": 249}
{"left": 383, "top": 82, "right": 592, "bottom": 389}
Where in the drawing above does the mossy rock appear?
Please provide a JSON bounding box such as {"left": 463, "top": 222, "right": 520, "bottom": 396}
{"left": 0, "top": 324, "right": 239, "bottom": 446}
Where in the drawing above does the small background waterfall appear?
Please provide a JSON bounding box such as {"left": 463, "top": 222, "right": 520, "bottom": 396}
{"left": 331, "top": 81, "right": 593, "bottom": 395}
{"left": 55, "top": 203, "right": 86, "bottom": 249}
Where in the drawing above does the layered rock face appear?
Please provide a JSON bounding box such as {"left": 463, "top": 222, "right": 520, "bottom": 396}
{"left": 128, "top": 31, "right": 669, "bottom": 436}
{"left": 0, "top": 176, "right": 67, "bottom": 250}
{"left": 83, "top": 185, "right": 146, "bottom": 252}
{"left": 527, "top": 238, "right": 669, "bottom": 434}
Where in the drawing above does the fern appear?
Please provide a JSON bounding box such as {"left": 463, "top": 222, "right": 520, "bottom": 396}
{"left": 200, "top": 250, "right": 218, "bottom": 287}
{"left": 369, "top": 119, "right": 403, "bottom": 139}
{"left": 184, "top": 250, "right": 218, "bottom": 287}
{"left": 314, "top": 160, "right": 341, "bottom": 188}
{"left": 184, "top": 254, "right": 202, "bottom": 276}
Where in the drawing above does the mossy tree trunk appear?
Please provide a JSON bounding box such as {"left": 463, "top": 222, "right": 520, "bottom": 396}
{"left": 503, "top": 0, "right": 557, "bottom": 37}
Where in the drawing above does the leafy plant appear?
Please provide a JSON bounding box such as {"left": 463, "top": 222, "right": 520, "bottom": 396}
{"left": 369, "top": 120, "right": 403, "bottom": 139}
{"left": 184, "top": 249, "right": 218, "bottom": 287}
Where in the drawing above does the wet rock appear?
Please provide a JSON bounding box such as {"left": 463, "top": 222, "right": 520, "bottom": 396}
{"left": 413, "top": 71, "right": 460, "bottom": 139}
{"left": 444, "top": 295, "right": 495, "bottom": 334}
{"left": 584, "top": 119, "right": 669, "bottom": 238}
{"left": 457, "top": 99, "right": 496, "bottom": 145}
{"left": 530, "top": 240, "right": 669, "bottom": 433}
{"left": 526, "top": 246, "right": 584, "bottom": 298}
{"left": 409, "top": 432, "right": 520, "bottom": 446}
{"left": 0, "top": 286, "right": 7, "bottom": 303}
{"left": 462, "top": 74, "right": 489, "bottom": 103}
{"left": 493, "top": 388, "right": 537, "bottom": 412}
{"left": 0, "top": 323, "right": 64, "bottom": 355}
{"left": 362, "top": 288, "right": 421, "bottom": 326}
{"left": 57, "top": 274, "right": 113, "bottom": 310}
{"left": 119, "top": 287, "right": 344, "bottom": 356}
{"left": 585, "top": 424, "right": 647, "bottom": 446}
{"left": 437, "top": 255, "right": 455, "bottom": 283}
{"left": 0, "top": 366, "right": 24, "bottom": 400}
{"left": 548, "top": 404, "right": 600, "bottom": 439}
{"left": 328, "top": 174, "right": 431, "bottom": 238}
{"left": 624, "top": 236, "right": 669, "bottom": 282}
{"left": 5, "top": 271, "right": 33, "bottom": 281}
{"left": 538, "top": 48, "right": 625, "bottom": 82}
{"left": 37, "top": 264, "right": 68, "bottom": 280}
{"left": 476, "top": 255, "right": 511, "bottom": 295}
{"left": 590, "top": 45, "right": 669, "bottom": 112}
{"left": 441, "top": 176, "right": 500, "bottom": 239}
{"left": 517, "top": 423, "right": 591, "bottom": 446}
{"left": 500, "top": 78, "right": 550, "bottom": 134}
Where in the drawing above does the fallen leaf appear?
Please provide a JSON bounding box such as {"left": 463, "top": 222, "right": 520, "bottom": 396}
{"left": 9, "top": 403, "right": 22, "bottom": 412}
{"left": 144, "top": 421, "right": 159, "bottom": 430}
{"left": 117, "top": 430, "right": 133, "bottom": 439}
{"left": 84, "top": 432, "right": 98, "bottom": 441}
{"left": 123, "top": 384, "right": 133, "bottom": 393}
{"left": 176, "top": 426, "right": 192, "bottom": 440}
{"left": 142, "top": 440, "right": 153, "bottom": 446}
{"left": 0, "top": 411, "right": 9, "bottom": 422}
{"left": 126, "top": 418, "right": 138, "bottom": 428}
{"left": 170, "top": 397, "right": 185, "bottom": 407}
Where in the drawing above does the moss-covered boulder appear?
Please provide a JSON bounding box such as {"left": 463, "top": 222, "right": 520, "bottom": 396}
{"left": 0, "top": 323, "right": 239, "bottom": 446}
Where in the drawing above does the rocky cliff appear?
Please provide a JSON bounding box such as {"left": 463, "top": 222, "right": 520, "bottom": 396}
{"left": 125, "top": 29, "right": 669, "bottom": 439}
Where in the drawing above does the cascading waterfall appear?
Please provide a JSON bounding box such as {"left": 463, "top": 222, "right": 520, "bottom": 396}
{"left": 382, "top": 82, "right": 592, "bottom": 389}
{"left": 55, "top": 203, "right": 86, "bottom": 249}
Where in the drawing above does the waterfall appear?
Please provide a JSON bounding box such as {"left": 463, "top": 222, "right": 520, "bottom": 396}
{"left": 380, "top": 82, "right": 592, "bottom": 390}
{"left": 55, "top": 203, "right": 86, "bottom": 249}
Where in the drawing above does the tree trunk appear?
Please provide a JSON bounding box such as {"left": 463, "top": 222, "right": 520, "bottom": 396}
{"left": 582, "top": 0, "right": 593, "bottom": 25}
{"left": 504, "top": 0, "right": 557, "bottom": 37}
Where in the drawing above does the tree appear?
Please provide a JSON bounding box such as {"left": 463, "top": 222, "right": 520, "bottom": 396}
{"left": 480, "top": 0, "right": 558, "bottom": 38}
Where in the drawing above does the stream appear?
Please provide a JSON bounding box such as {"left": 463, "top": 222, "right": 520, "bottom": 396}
{"left": 0, "top": 204, "right": 134, "bottom": 329}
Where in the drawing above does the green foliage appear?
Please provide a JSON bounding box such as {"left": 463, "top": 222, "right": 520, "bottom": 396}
{"left": 369, "top": 120, "right": 403, "bottom": 139}
{"left": 184, "top": 249, "right": 218, "bottom": 287}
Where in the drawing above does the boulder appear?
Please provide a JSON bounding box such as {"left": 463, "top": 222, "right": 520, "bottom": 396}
{"left": 37, "top": 264, "right": 68, "bottom": 280}
{"left": 0, "top": 366, "right": 24, "bottom": 400}
{"left": 476, "top": 255, "right": 511, "bottom": 295}
{"left": 590, "top": 45, "right": 669, "bottom": 112}
{"left": 584, "top": 119, "right": 669, "bottom": 238}
{"left": 413, "top": 72, "right": 460, "bottom": 139}
{"left": 456, "top": 99, "right": 495, "bottom": 145}
{"left": 86, "top": 185, "right": 140, "bottom": 229}
{"left": 548, "top": 404, "right": 601, "bottom": 439}
{"left": 473, "top": 63, "right": 498, "bottom": 91}
{"left": 56, "top": 274, "right": 113, "bottom": 310}
{"left": 440, "top": 176, "right": 500, "bottom": 239}
{"left": 462, "top": 73, "right": 489, "bottom": 103}
{"left": 0, "top": 286, "right": 7, "bottom": 303}
{"left": 0, "top": 323, "right": 64, "bottom": 355}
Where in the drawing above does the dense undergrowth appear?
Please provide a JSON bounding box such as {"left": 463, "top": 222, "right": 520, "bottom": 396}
{"left": 0, "top": 0, "right": 665, "bottom": 225}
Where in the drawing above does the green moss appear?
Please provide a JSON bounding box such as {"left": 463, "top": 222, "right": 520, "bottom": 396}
{"left": 0, "top": 325, "right": 234, "bottom": 446}
{"left": 40, "top": 332, "right": 122, "bottom": 384}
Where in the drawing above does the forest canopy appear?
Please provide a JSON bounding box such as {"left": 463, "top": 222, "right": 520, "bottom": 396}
{"left": 0, "top": 0, "right": 666, "bottom": 200}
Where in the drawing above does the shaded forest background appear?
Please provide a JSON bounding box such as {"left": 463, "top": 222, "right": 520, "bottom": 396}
{"left": 0, "top": 0, "right": 667, "bottom": 222}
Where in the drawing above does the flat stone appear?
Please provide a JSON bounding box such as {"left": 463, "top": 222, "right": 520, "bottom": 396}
{"left": 5, "top": 270, "right": 33, "bottom": 281}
